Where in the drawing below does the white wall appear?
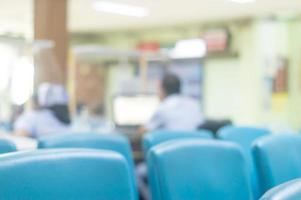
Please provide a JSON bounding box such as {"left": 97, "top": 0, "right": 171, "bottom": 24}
{"left": 204, "top": 20, "right": 301, "bottom": 131}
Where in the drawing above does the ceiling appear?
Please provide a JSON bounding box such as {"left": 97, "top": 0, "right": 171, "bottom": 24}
{"left": 70, "top": 0, "right": 301, "bottom": 32}
{"left": 0, "top": 0, "right": 301, "bottom": 35}
{"left": 0, "top": 0, "right": 32, "bottom": 36}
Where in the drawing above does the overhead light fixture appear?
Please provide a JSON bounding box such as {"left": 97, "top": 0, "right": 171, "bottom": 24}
{"left": 229, "top": 0, "right": 256, "bottom": 4}
{"left": 92, "top": 0, "right": 149, "bottom": 18}
{"left": 170, "top": 39, "right": 207, "bottom": 59}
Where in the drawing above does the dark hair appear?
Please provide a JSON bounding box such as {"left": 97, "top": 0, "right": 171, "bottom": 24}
{"left": 48, "top": 104, "right": 71, "bottom": 125}
{"left": 162, "top": 73, "right": 181, "bottom": 96}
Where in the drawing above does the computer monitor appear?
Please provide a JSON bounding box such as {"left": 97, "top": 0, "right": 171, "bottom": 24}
{"left": 113, "top": 95, "right": 160, "bottom": 126}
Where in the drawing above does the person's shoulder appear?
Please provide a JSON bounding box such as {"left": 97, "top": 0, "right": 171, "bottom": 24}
{"left": 181, "top": 96, "right": 201, "bottom": 108}
{"left": 168, "top": 95, "right": 198, "bottom": 104}
{"left": 21, "top": 109, "right": 54, "bottom": 121}
{"left": 14, "top": 110, "right": 38, "bottom": 128}
{"left": 18, "top": 110, "right": 39, "bottom": 120}
{"left": 184, "top": 96, "right": 199, "bottom": 103}
{"left": 36, "top": 109, "right": 53, "bottom": 115}
{"left": 162, "top": 95, "right": 180, "bottom": 105}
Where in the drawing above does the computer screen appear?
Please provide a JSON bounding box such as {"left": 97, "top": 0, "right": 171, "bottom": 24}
{"left": 113, "top": 95, "right": 160, "bottom": 126}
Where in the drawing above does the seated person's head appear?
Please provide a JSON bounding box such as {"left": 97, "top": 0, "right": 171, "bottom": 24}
{"left": 37, "top": 83, "right": 68, "bottom": 107}
{"left": 160, "top": 73, "right": 181, "bottom": 100}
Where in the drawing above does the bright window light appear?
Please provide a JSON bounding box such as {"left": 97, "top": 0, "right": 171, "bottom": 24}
{"left": 229, "top": 0, "right": 256, "bottom": 4}
{"left": 170, "top": 39, "right": 207, "bottom": 59}
{"left": 0, "top": 44, "right": 16, "bottom": 91}
{"left": 11, "top": 57, "right": 34, "bottom": 105}
{"left": 92, "top": 0, "right": 149, "bottom": 18}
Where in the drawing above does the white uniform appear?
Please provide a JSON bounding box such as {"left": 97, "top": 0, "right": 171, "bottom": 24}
{"left": 14, "top": 110, "right": 69, "bottom": 138}
{"left": 146, "top": 94, "right": 203, "bottom": 131}
{"left": 14, "top": 83, "right": 70, "bottom": 138}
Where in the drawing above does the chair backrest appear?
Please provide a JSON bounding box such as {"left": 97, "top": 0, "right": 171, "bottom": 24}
{"left": 253, "top": 134, "right": 301, "bottom": 195}
{"left": 0, "top": 139, "right": 16, "bottom": 154}
{"left": 148, "top": 139, "right": 253, "bottom": 200}
{"left": 38, "top": 133, "right": 138, "bottom": 199}
{"left": 38, "top": 133, "right": 133, "bottom": 167}
{"left": 0, "top": 149, "right": 136, "bottom": 200}
{"left": 143, "top": 130, "right": 213, "bottom": 157}
{"left": 260, "top": 179, "right": 301, "bottom": 200}
{"left": 218, "top": 126, "right": 270, "bottom": 198}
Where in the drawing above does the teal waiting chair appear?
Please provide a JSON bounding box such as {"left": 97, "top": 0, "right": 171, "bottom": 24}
{"left": 143, "top": 130, "right": 213, "bottom": 157}
{"left": 0, "top": 149, "right": 136, "bottom": 200}
{"left": 38, "top": 133, "right": 133, "bottom": 167}
{"left": 148, "top": 139, "right": 253, "bottom": 200}
{"left": 260, "top": 179, "right": 301, "bottom": 200}
{"left": 38, "top": 133, "right": 138, "bottom": 199}
{"left": 218, "top": 126, "right": 270, "bottom": 198}
{"left": 253, "top": 134, "right": 301, "bottom": 195}
{"left": 0, "top": 139, "right": 16, "bottom": 153}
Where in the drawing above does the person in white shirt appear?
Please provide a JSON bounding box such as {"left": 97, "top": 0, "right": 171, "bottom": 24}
{"left": 144, "top": 73, "right": 203, "bottom": 132}
{"left": 137, "top": 73, "right": 203, "bottom": 199}
{"left": 14, "top": 83, "right": 70, "bottom": 139}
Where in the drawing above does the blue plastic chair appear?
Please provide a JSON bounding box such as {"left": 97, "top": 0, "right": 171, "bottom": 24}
{"left": 38, "top": 133, "right": 133, "bottom": 167}
{"left": 218, "top": 126, "right": 270, "bottom": 198}
{"left": 0, "top": 149, "right": 136, "bottom": 200}
{"left": 253, "top": 134, "right": 301, "bottom": 195}
{"left": 38, "top": 133, "right": 138, "bottom": 199}
{"left": 260, "top": 179, "right": 301, "bottom": 200}
{"left": 0, "top": 139, "right": 16, "bottom": 154}
{"left": 148, "top": 139, "right": 253, "bottom": 200}
{"left": 143, "top": 130, "right": 213, "bottom": 157}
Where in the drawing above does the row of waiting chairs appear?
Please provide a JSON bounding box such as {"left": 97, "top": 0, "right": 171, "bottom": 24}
{"left": 0, "top": 149, "right": 136, "bottom": 199}
{"left": 0, "top": 127, "right": 299, "bottom": 199}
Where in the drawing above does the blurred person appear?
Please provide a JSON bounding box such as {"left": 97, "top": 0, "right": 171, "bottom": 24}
{"left": 14, "top": 83, "right": 71, "bottom": 138}
{"left": 137, "top": 73, "right": 203, "bottom": 200}
{"left": 141, "top": 73, "right": 203, "bottom": 133}
{"left": 72, "top": 103, "right": 113, "bottom": 133}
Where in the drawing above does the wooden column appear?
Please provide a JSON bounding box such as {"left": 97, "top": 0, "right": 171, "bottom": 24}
{"left": 34, "top": 0, "right": 68, "bottom": 84}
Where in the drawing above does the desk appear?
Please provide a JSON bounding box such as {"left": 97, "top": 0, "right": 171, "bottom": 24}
{"left": 0, "top": 132, "right": 37, "bottom": 150}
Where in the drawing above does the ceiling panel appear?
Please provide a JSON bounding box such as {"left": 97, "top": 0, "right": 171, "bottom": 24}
{"left": 0, "top": 0, "right": 32, "bottom": 36}
{"left": 0, "top": 0, "right": 300, "bottom": 35}
{"left": 69, "top": 0, "right": 301, "bottom": 32}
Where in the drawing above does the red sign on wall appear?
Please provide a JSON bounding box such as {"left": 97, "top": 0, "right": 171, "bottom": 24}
{"left": 137, "top": 42, "right": 160, "bottom": 53}
{"left": 203, "top": 29, "right": 230, "bottom": 53}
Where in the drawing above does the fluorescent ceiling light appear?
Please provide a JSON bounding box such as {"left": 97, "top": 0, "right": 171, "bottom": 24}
{"left": 92, "top": 1, "right": 149, "bottom": 18}
{"left": 170, "top": 39, "right": 207, "bottom": 59}
{"left": 229, "top": 0, "right": 256, "bottom": 4}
